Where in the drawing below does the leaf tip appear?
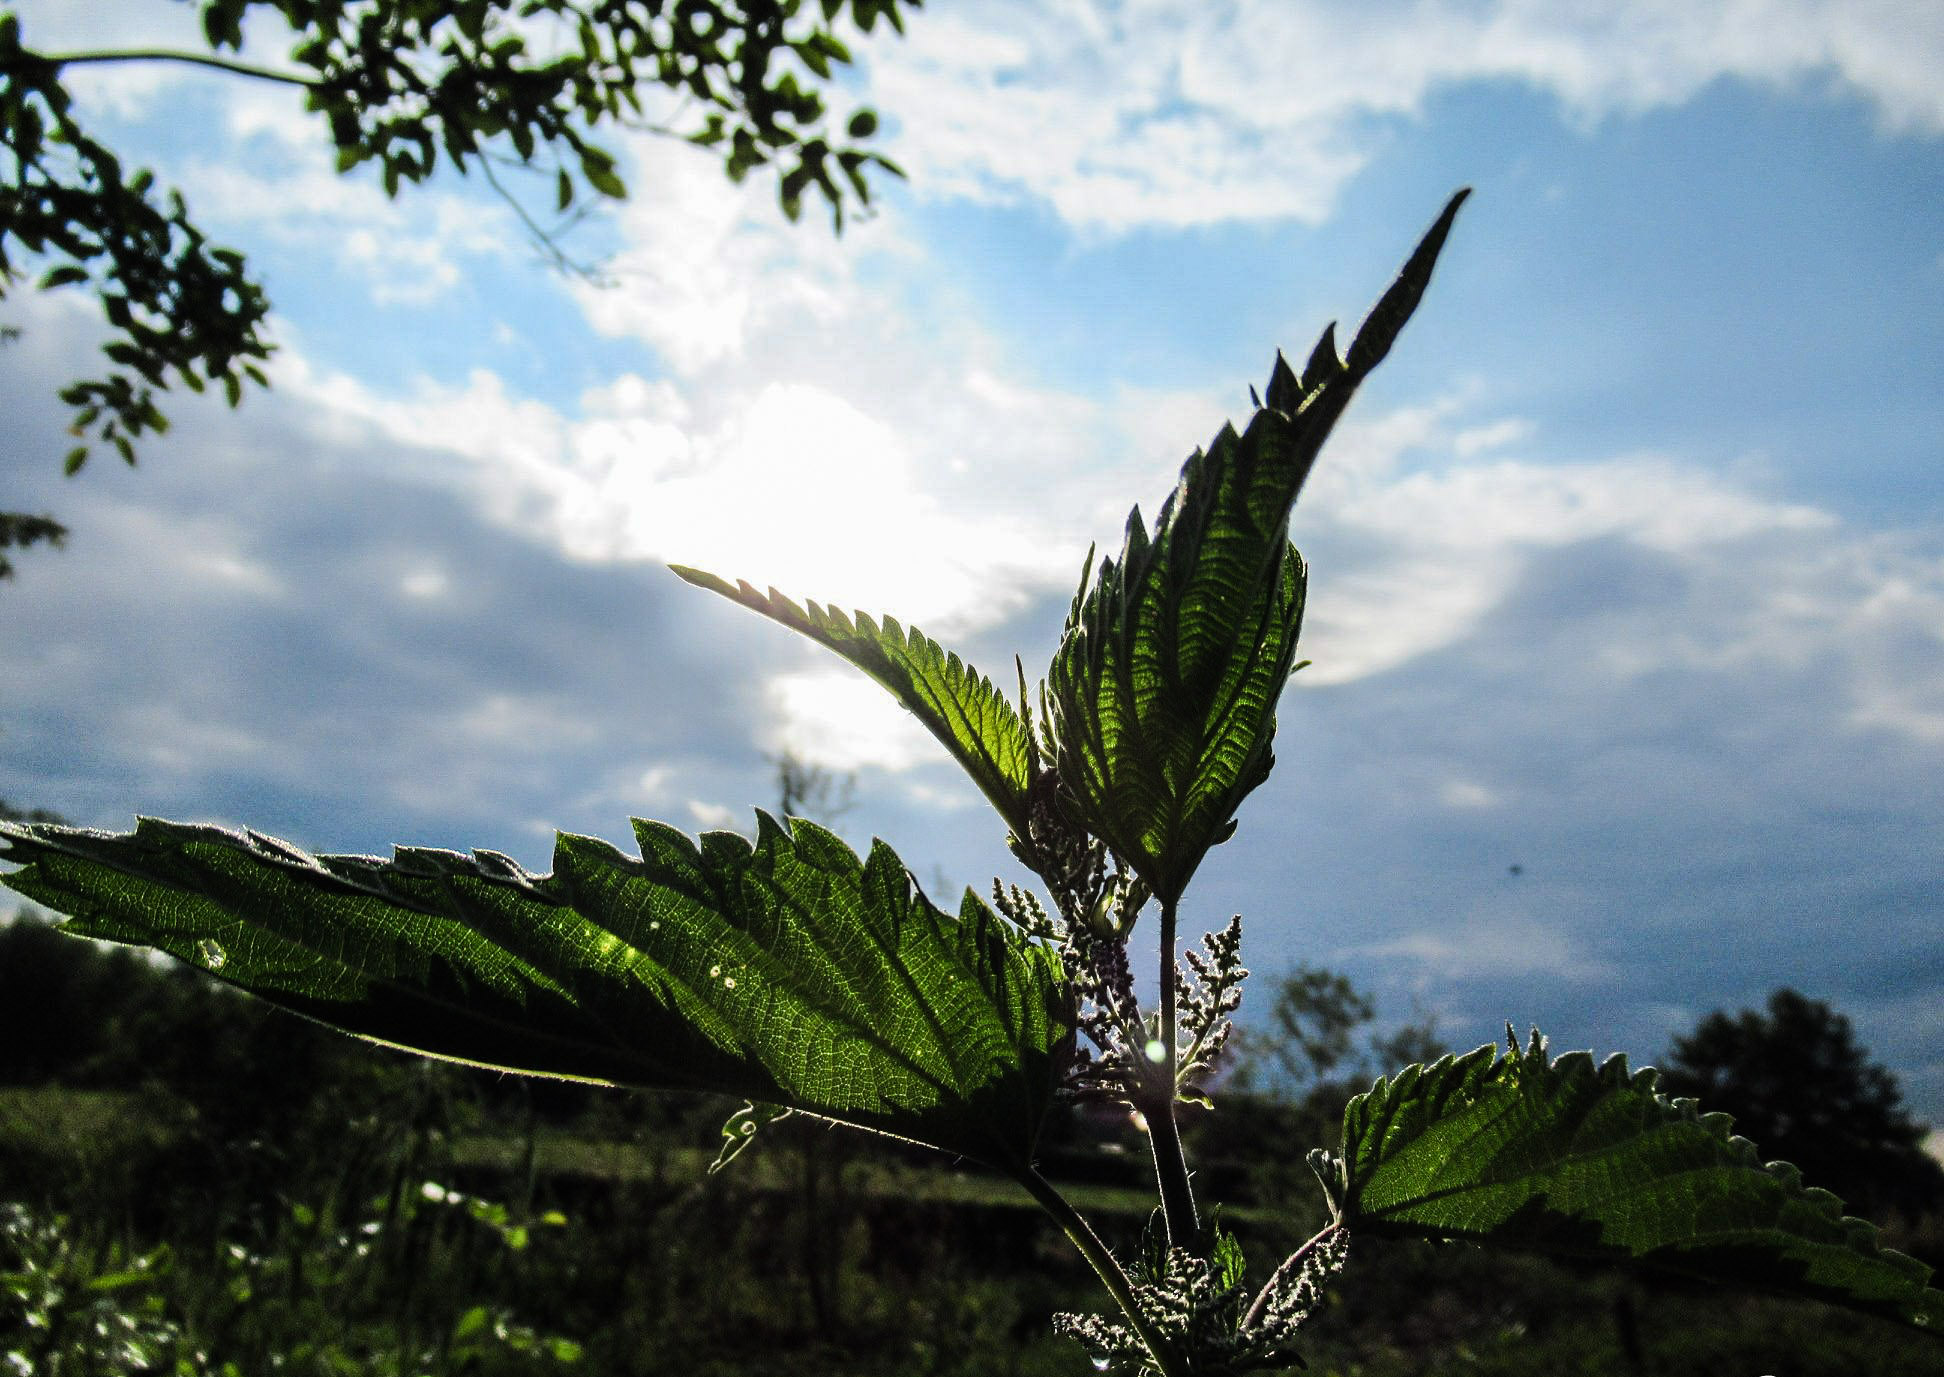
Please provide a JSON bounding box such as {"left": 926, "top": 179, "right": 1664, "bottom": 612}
{"left": 1263, "top": 349, "right": 1302, "bottom": 413}
{"left": 668, "top": 563, "right": 729, "bottom": 594}
{"left": 1345, "top": 189, "right": 1470, "bottom": 379}
{"left": 1301, "top": 322, "right": 1341, "bottom": 391}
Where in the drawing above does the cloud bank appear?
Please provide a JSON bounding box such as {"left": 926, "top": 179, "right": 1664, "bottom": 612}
{"left": 864, "top": 0, "right": 1944, "bottom": 230}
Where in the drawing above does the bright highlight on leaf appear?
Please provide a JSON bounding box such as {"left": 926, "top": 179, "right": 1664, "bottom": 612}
{"left": 1047, "top": 191, "right": 1468, "bottom": 905}
{"left": 669, "top": 568, "right": 1039, "bottom": 844}
{"left": 1328, "top": 1032, "right": 1944, "bottom": 1329}
{"left": 0, "top": 814, "right": 1072, "bottom": 1171}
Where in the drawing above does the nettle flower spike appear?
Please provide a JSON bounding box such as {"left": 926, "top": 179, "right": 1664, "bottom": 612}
{"left": 1055, "top": 1215, "right": 1349, "bottom": 1376}
{"left": 995, "top": 876, "right": 1149, "bottom": 1106}
{"left": 1174, "top": 916, "right": 1248, "bottom": 1108}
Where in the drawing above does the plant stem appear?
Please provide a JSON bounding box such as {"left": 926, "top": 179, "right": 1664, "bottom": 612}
{"left": 1243, "top": 1222, "right": 1343, "bottom": 1331}
{"left": 39, "top": 49, "right": 321, "bottom": 90}
{"left": 1147, "top": 895, "right": 1199, "bottom": 1247}
{"left": 1015, "top": 1166, "right": 1186, "bottom": 1377}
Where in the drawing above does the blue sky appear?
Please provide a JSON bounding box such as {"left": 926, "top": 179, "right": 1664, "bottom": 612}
{"left": 4, "top": 1, "right": 1942, "bottom": 1134}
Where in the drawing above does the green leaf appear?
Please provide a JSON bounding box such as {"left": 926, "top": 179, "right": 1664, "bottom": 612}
{"left": 86, "top": 1267, "right": 160, "bottom": 1294}
{"left": 671, "top": 567, "right": 1039, "bottom": 846}
{"left": 1048, "top": 520, "right": 1305, "bottom": 906}
{"left": 1047, "top": 192, "right": 1468, "bottom": 904}
{"left": 1331, "top": 1032, "right": 1944, "bottom": 1330}
{"left": 580, "top": 146, "right": 626, "bottom": 199}
{"left": 0, "top": 814, "right": 1072, "bottom": 1172}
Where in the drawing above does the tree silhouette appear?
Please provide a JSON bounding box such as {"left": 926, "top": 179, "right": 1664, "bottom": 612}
{"left": 1223, "top": 963, "right": 1443, "bottom": 1103}
{"left": 1660, "top": 988, "right": 1944, "bottom": 1224}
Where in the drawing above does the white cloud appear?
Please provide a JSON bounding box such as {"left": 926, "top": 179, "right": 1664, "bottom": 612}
{"left": 35, "top": 0, "right": 1942, "bottom": 264}
{"left": 179, "top": 128, "right": 517, "bottom": 308}
{"left": 1453, "top": 416, "right": 1534, "bottom": 458}
{"left": 1293, "top": 403, "right": 1841, "bottom": 684}
{"left": 1358, "top": 910, "right": 1615, "bottom": 982}
{"left": 1833, "top": 546, "right": 1944, "bottom": 743}
{"left": 859, "top": 0, "right": 1944, "bottom": 231}
{"left": 566, "top": 138, "right": 881, "bottom": 377}
{"left": 259, "top": 295, "right": 1185, "bottom": 776}
{"left": 762, "top": 669, "right": 940, "bottom": 773}
{"left": 686, "top": 800, "right": 740, "bottom": 831}
{"left": 1440, "top": 779, "right": 1499, "bottom": 809}
{"left": 275, "top": 311, "right": 1944, "bottom": 772}
{"left": 119, "top": 704, "right": 270, "bottom": 779}
{"left": 290, "top": 360, "right": 1064, "bottom": 625}
{"left": 447, "top": 692, "right": 598, "bottom": 752}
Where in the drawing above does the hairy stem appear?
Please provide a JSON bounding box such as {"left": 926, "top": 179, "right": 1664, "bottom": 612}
{"left": 1147, "top": 895, "right": 1199, "bottom": 1247}
{"left": 1015, "top": 1166, "right": 1186, "bottom": 1377}
{"left": 1243, "top": 1222, "right": 1343, "bottom": 1331}
{"left": 37, "top": 49, "right": 321, "bottom": 89}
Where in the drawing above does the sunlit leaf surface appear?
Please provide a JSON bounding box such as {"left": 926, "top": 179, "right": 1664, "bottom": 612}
{"left": 1333, "top": 1033, "right": 1944, "bottom": 1329}
{"left": 1048, "top": 192, "right": 1468, "bottom": 903}
{"left": 0, "top": 814, "right": 1071, "bottom": 1170}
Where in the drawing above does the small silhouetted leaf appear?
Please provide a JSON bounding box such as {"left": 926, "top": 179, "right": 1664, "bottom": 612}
{"left": 847, "top": 109, "right": 878, "bottom": 139}
{"left": 672, "top": 567, "right": 1037, "bottom": 844}
{"left": 580, "top": 146, "right": 626, "bottom": 199}
{"left": 0, "top": 814, "right": 1072, "bottom": 1171}
{"left": 1344, "top": 190, "right": 1470, "bottom": 380}
{"left": 1331, "top": 1033, "right": 1944, "bottom": 1330}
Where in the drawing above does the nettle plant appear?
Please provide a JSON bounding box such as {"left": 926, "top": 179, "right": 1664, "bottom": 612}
{"left": 3, "top": 193, "right": 1939, "bottom": 1374}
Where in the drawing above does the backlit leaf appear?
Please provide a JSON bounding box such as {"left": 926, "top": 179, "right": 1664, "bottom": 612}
{"left": 1330, "top": 1032, "right": 1944, "bottom": 1330}
{"left": 0, "top": 814, "right": 1072, "bottom": 1171}
{"left": 671, "top": 568, "right": 1038, "bottom": 845}
{"left": 1047, "top": 192, "right": 1468, "bottom": 904}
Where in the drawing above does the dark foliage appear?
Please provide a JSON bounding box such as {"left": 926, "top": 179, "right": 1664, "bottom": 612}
{"left": 0, "top": 915, "right": 154, "bottom": 1085}
{"left": 1660, "top": 988, "right": 1944, "bottom": 1225}
{"left": 0, "top": 799, "right": 65, "bottom": 825}
{"left": 0, "top": 0, "right": 918, "bottom": 549}
{"left": 3, "top": 924, "right": 1938, "bottom": 1373}
{"left": 0, "top": 511, "right": 65, "bottom": 580}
